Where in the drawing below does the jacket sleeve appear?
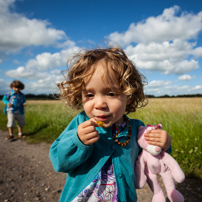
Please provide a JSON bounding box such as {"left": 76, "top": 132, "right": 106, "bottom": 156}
{"left": 2, "top": 94, "right": 9, "bottom": 105}
{"left": 166, "top": 145, "right": 172, "bottom": 154}
{"left": 49, "top": 112, "right": 94, "bottom": 173}
{"left": 23, "top": 94, "right": 26, "bottom": 104}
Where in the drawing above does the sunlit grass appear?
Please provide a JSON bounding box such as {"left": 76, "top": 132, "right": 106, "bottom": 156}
{"left": 0, "top": 100, "right": 79, "bottom": 143}
{"left": 129, "top": 98, "right": 202, "bottom": 178}
{"left": 0, "top": 98, "right": 201, "bottom": 178}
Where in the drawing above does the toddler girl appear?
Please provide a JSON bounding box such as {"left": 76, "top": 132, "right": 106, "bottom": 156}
{"left": 49, "top": 47, "right": 171, "bottom": 202}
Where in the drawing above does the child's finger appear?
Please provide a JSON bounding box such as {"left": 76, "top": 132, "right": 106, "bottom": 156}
{"left": 144, "top": 130, "right": 156, "bottom": 138}
{"left": 86, "top": 130, "right": 100, "bottom": 141}
{"left": 90, "top": 118, "right": 100, "bottom": 127}
{"left": 81, "top": 118, "right": 99, "bottom": 128}
{"left": 80, "top": 130, "right": 100, "bottom": 145}
{"left": 84, "top": 135, "right": 100, "bottom": 145}
{"left": 144, "top": 130, "right": 162, "bottom": 142}
{"left": 145, "top": 129, "right": 161, "bottom": 137}
{"left": 144, "top": 136, "right": 161, "bottom": 143}
{"left": 146, "top": 140, "right": 162, "bottom": 147}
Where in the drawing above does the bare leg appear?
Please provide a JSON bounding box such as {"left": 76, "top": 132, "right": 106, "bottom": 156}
{"left": 8, "top": 127, "right": 14, "bottom": 136}
{"left": 17, "top": 126, "right": 23, "bottom": 138}
{"left": 18, "top": 126, "right": 23, "bottom": 134}
{"left": 5, "top": 127, "right": 14, "bottom": 140}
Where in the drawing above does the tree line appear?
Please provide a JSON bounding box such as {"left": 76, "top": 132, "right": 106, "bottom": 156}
{"left": 0, "top": 93, "right": 202, "bottom": 100}
{"left": 147, "top": 94, "right": 202, "bottom": 98}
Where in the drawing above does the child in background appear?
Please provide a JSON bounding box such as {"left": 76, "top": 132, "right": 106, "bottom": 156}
{"left": 49, "top": 47, "right": 171, "bottom": 202}
{"left": 2, "top": 80, "right": 27, "bottom": 140}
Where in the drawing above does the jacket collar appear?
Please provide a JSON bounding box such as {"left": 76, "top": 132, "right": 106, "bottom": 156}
{"left": 11, "top": 90, "right": 22, "bottom": 95}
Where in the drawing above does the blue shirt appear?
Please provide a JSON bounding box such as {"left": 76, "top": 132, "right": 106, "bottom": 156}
{"left": 49, "top": 111, "right": 145, "bottom": 202}
{"left": 2, "top": 90, "right": 26, "bottom": 114}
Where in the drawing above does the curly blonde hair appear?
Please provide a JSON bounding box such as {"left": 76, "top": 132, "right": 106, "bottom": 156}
{"left": 58, "top": 47, "right": 147, "bottom": 114}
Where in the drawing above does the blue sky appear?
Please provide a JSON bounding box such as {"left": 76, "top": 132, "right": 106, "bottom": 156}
{"left": 0, "top": 0, "right": 202, "bottom": 96}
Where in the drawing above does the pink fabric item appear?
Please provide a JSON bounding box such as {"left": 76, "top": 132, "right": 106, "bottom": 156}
{"left": 135, "top": 124, "right": 185, "bottom": 202}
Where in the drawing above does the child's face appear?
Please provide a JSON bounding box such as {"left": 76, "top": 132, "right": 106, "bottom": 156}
{"left": 12, "top": 87, "right": 21, "bottom": 93}
{"left": 82, "top": 63, "right": 130, "bottom": 127}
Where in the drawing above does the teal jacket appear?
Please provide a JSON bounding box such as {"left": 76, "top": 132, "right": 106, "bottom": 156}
{"left": 2, "top": 90, "right": 26, "bottom": 115}
{"left": 49, "top": 111, "right": 145, "bottom": 202}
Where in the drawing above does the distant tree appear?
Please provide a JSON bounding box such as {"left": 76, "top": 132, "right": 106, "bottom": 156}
{"left": 1, "top": 94, "right": 202, "bottom": 100}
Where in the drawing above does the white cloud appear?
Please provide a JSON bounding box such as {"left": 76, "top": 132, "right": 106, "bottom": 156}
{"left": 178, "top": 74, "right": 195, "bottom": 81}
{"left": 4, "top": 66, "right": 47, "bottom": 79}
{"left": 1, "top": 3, "right": 201, "bottom": 96}
{"left": 23, "top": 74, "right": 64, "bottom": 95}
{"left": 0, "top": 78, "right": 10, "bottom": 94}
{"left": 193, "top": 85, "right": 202, "bottom": 90}
{"left": 4, "top": 46, "right": 81, "bottom": 79}
{"left": 108, "top": 6, "right": 202, "bottom": 45}
{"left": 56, "top": 40, "right": 76, "bottom": 49}
{"left": 144, "top": 80, "right": 173, "bottom": 95}
{"left": 0, "top": 0, "right": 66, "bottom": 54}
{"left": 192, "top": 47, "right": 202, "bottom": 58}
{"left": 146, "top": 80, "right": 173, "bottom": 88}
{"left": 125, "top": 40, "right": 199, "bottom": 74}
{"left": 108, "top": 5, "right": 202, "bottom": 75}
{"left": 164, "top": 85, "right": 202, "bottom": 95}
{"left": 144, "top": 84, "right": 202, "bottom": 96}
{"left": 144, "top": 80, "right": 202, "bottom": 96}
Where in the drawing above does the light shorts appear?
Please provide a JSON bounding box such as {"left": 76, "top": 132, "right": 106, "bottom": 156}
{"left": 7, "top": 111, "right": 26, "bottom": 128}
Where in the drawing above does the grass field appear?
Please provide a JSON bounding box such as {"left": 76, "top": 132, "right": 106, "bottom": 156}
{"left": 0, "top": 98, "right": 201, "bottom": 178}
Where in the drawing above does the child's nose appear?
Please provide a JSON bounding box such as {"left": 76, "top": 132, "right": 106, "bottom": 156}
{"left": 95, "top": 96, "right": 107, "bottom": 109}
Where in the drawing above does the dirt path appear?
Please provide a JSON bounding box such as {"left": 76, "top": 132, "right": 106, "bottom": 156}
{"left": 0, "top": 130, "right": 201, "bottom": 202}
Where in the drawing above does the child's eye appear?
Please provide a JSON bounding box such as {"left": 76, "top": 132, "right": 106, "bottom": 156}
{"left": 86, "top": 94, "right": 94, "bottom": 98}
{"left": 108, "top": 92, "right": 116, "bottom": 97}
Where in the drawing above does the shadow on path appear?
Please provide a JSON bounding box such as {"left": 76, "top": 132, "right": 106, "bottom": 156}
{"left": 25, "top": 124, "right": 49, "bottom": 137}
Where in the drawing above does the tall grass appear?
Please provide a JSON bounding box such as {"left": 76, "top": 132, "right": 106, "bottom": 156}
{"left": 129, "top": 98, "right": 202, "bottom": 178}
{"left": 0, "top": 98, "right": 201, "bottom": 178}
{"left": 0, "top": 101, "right": 79, "bottom": 143}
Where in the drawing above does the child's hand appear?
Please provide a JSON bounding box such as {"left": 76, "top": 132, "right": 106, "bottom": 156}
{"left": 7, "top": 103, "right": 12, "bottom": 107}
{"left": 23, "top": 103, "right": 27, "bottom": 106}
{"left": 144, "top": 129, "right": 171, "bottom": 151}
{"left": 77, "top": 118, "right": 100, "bottom": 145}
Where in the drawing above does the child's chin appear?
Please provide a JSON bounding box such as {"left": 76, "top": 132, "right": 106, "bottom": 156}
{"left": 103, "top": 122, "right": 112, "bottom": 128}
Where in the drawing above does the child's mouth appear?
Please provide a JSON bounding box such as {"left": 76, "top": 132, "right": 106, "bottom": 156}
{"left": 96, "top": 116, "right": 109, "bottom": 122}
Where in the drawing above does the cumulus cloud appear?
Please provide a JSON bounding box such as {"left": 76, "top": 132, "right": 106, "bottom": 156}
{"left": 108, "top": 6, "right": 202, "bottom": 75}
{"left": 23, "top": 73, "right": 65, "bottom": 94}
{"left": 4, "top": 46, "right": 81, "bottom": 80}
{"left": 108, "top": 6, "right": 202, "bottom": 45}
{"left": 4, "top": 66, "right": 48, "bottom": 79}
{"left": 178, "top": 74, "right": 195, "bottom": 81}
{"left": 164, "top": 85, "right": 202, "bottom": 95}
{"left": 0, "top": 79, "right": 10, "bottom": 94}
{"left": 192, "top": 47, "right": 202, "bottom": 58}
{"left": 147, "top": 80, "right": 173, "bottom": 88}
{"left": 125, "top": 40, "right": 199, "bottom": 74}
{"left": 1, "top": 3, "right": 202, "bottom": 96}
{"left": 191, "top": 85, "right": 202, "bottom": 91}
{"left": 0, "top": 0, "right": 66, "bottom": 54}
{"left": 144, "top": 80, "right": 173, "bottom": 95}
{"left": 145, "top": 83, "right": 202, "bottom": 96}
{"left": 3, "top": 69, "right": 66, "bottom": 95}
